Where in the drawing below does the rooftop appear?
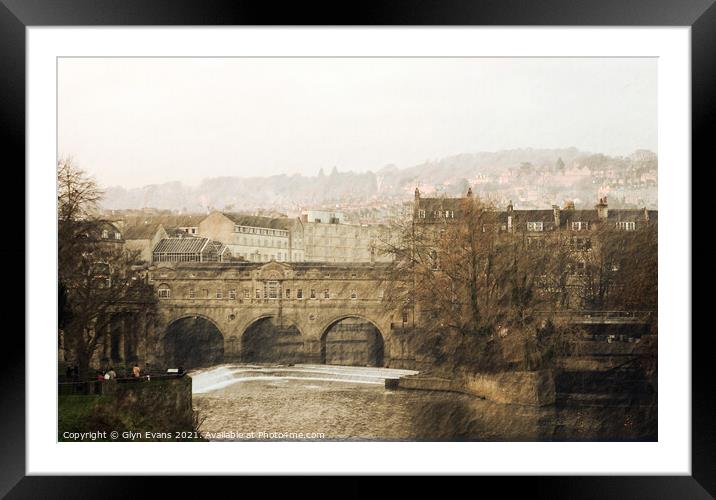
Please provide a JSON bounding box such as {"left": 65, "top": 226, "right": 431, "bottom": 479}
{"left": 221, "top": 212, "right": 295, "bottom": 230}
{"left": 123, "top": 222, "right": 165, "bottom": 240}
{"left": 153, "top": 237, "right": 211, "bottom": 254}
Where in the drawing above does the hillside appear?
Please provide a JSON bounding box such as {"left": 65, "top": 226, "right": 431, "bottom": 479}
{"left": 101, "top": 148, "right": 657, "bottom": 216}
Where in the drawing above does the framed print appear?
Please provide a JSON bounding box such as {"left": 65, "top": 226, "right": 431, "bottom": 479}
{"left": 5, "top": 0, "right": 708, "bottom": 496}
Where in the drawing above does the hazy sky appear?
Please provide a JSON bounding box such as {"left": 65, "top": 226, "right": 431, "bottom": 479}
{"left": 58, "top": 57, "right": 657, "bottom": 189}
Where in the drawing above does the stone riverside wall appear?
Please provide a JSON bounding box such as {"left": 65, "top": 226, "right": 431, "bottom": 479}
{"left": 389, "top": 369, "right": 556, "bottom": 406}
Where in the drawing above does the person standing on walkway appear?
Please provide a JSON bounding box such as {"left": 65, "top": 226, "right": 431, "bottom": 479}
{"left": 132, "top": 364, "right": 141, "bottom": 378}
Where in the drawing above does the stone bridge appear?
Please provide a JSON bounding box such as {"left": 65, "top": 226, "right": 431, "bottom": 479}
{"left": 104, "top": 261, "right": 654, "bottom": 372}
{"left": 145, "top": 261, "right": 415, "bottom": 369}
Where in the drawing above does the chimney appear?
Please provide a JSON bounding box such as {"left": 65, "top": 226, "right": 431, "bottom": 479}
{"left": 466, "top": 187, "right": 473, "bottom": 198}
{"left": 643, "top": 207, "right": 649, "bottom": 223}
{"left": 595, "top": 196, "right": 609, "bottom": 219}
{"left": 414, "top": 187, "right": 420, "bottom": 201}
{"left": 507, "top": 200, "right": 513, "bottom": 232}
{"left": 552, "top": 205, "right": 561, "bottom": 228}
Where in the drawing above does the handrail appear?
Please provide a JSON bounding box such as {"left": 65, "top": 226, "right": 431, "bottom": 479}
{"left": 537, "top": 310, "right": 654, "bottom": 318}
{"left": 58, "top": 372, "right": 186, "bottom": 385}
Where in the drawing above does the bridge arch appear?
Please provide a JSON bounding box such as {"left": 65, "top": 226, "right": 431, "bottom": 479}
{"left": 163, "top": 314, "right": 225, "bottom": 368}
{"left": 240, "top": 315, "right": 305, "bottom": 363}
{"left": 319, "top": 315, "right": 386, "bottom": 367}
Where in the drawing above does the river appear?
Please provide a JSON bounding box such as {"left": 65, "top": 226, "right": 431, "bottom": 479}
{"left": 190, "top": 364, "right": 657, "bottom": 441}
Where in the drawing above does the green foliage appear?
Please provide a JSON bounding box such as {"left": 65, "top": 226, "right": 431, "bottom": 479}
{"left": 58, "top": 379, "right": 204, "bottom": 442}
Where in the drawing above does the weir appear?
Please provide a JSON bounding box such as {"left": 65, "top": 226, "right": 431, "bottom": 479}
{"left": 190, "top": 364, "right": 418, "bottom": 394}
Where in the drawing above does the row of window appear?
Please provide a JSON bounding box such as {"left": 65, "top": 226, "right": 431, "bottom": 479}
{"left": 526, "top": 221, "right": 544, "bottom": 232}
{"left": 526, "top": 236, "right": 592, "bottom": 250}
{"left": 240, "top": 252, "right": 288, "bottom": 262}
{"left": 615, "top": 221, "right": 636, "bottom": 231}
{"left": 514, "top": 221, "right": 633, "bottom": 232}
{"left": 235, "top": 225, "right": 289, "bottom": 238}
{"left": 158, "top": 285, "right": 372, "bottom": 300}
{"left": 101, "top": 229, "right": 122, "bottom": 240}
{"left": 416, "top": 210, "right": 455, "bottom": 219}
{"left": 237, "top": 237, "right": 289, "bottom": 248}
{"left": 419, "top": 218, "right": 635, "bottom": 232}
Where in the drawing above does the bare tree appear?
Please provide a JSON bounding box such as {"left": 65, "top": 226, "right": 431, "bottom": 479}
{"left": 379, "top": 196, "right": 569, "bottom": 372}
{"left": 569, "top": 223, "right": 657, "bottom": 315}
{"left": 567, "top": 222, "right": 658, "bottom": 391}
{"left": 57, "top": 157, "right": 102, "bottom": 223}
{"left": 58, "top": 158, "right": 155, "bottom": 379}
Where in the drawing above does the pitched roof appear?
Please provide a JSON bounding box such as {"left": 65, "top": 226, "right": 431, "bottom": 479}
{"left": 606, "top": 209, "right": 654, "bottom": 223}
{"left": 59, "top": 220, "right": 124, "bottom": 241}
{"left": 415, "top": 197, "right": 464, "bottom": 213}
{"left": 511, "top": 209, "right": 555, "bottom": 223}
{"left": 123, "top": 222, "right": 165, "bottom": 240}
{"left": 506, "top": 210, "right": 559, "bottom": 230}
{"left": 221, "top": 212, "right": 294, "bottom": 230}
{"left": 560, "top": 209, "right": 601, "bottom": 223}
{"left": 153, "top": 237, "right": 209, "bottom": 254}
{"left": 122, "top": 214, "right": 205, "bottom": 232}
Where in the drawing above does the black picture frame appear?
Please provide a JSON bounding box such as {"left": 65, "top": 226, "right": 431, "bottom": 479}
{"left": 4, "top": 0, "right": 706, "bottom": 497}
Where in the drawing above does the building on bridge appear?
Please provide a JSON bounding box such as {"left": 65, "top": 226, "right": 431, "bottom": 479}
{"left": 300, "top": 209, "right": 374, "bottom": 262}
{"left": 199, "top": 211, "right": 303, "bottom": 263}
{"left": 302, "top": 219, "right": 392, "bottom": 263}
{"left": 152, "top": 237, "right": 231, "bottom": 263}
{"left": 199, "top": 210, "right": 394, "bottom": 264}
{"left": 116, "top": 214, "right": 206, "bottom": 263}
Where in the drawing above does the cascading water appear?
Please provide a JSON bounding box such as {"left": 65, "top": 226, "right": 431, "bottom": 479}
{"left": 190, "top": 363, "right": 657, "bottom": 442}
{"left": 190, "top": 364, "right": 418, "bottom": 394}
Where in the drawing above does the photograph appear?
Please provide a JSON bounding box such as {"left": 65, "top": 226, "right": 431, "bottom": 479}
{"left": 55, "top": 56, "right": 659, "bottom": 443}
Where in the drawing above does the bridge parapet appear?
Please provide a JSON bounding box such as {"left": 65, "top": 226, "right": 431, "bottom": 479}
{"left": 540, "top": 310, "right": 654, "bottom": 325}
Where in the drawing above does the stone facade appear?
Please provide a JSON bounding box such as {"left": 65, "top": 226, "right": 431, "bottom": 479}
{"left": 198, "top": 210, "right": 392, "bottom": 264}
{"left": 394, "top": 369, "right": 556, "bottom": 406}
{"left": 199, "top": 211, "right": 303, "bottom": 262}
{"left": 145, "top": 261, "right": 414, "bottom": 368}
{"left": 302, "top": 221, "right": 392, "bottom": 263}
{"left": 124, "top": 224, "right": 168, "bottom": 264}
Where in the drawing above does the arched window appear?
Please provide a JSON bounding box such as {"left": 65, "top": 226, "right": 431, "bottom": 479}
{"left": 157, "top": 284, "right": 171, "bottom": 299}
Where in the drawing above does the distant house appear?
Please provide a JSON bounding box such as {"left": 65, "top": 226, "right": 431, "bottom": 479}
{"left": 121, "top": 214, "right": 205, "bottom": 237}
{"left": 123, "top": 222, "right": 169, "bottom": 263}
{"left": 413, "top": 189, "right": 656, "bottom": 235}
{"left": 59, "top": 219, "right": 125, "bottom": 247}
{"left": 152, "top": 237, "right": 231, "bottom": 263}
{"left": 413, "top": 187, "right": 466, "bottom": 223}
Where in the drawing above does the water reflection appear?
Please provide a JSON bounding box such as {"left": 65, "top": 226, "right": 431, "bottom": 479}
{"left": 191, "top": 364, "right": 656, "bottom": 441}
